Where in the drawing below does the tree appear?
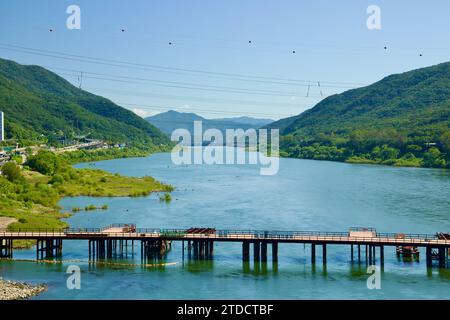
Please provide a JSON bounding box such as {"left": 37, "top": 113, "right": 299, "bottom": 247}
{"left": 26, "top": 150, "right": 67, "bottom": 175}
{"left": 440, "top": 131, "right": 450, "bottom": 153}
{"left": 422, "top": 147, "right": 446, "bottom": 168}
{"left": 1, "top": 162, "right": 23, "bottom": 182}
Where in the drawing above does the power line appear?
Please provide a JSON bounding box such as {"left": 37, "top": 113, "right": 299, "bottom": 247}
{"left": 55, "top": 71, "right": 322, "bottom": 98}
{"left": 35, "top": 70, "right": 298, "bottom": 117}
{"left": 117, "top": 102, "right": 294, "bottom": 118}
{"left": 0, "top": 43, "right": 367, "bottom": 87}
{"left": 48, "top": 66, "right": 329, "bottom": 99}
{"left": 82, "top": 86, "right": 312, "bottom": 109}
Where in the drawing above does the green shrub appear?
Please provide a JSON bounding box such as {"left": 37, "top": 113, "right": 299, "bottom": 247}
{"left": 159, "top": 193, "right": 172, "bottom": 203}
{"left": 1, "top": 162, "right": 24, "bottom": 183}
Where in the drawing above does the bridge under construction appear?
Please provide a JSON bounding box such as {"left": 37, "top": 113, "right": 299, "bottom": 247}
{"left": 1, "top": 225, "right": 449, "bottom": 269}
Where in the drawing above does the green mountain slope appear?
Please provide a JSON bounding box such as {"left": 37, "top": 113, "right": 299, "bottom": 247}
{"left": 269, "top": 62, "right": 450, "bottom": 168}
{"left": 0, "top": 58, "right": 169, "bottom": 147}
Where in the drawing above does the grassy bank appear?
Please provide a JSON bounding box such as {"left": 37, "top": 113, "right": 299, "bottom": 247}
{"left": 0, "top": 150, "right": 173, "bottom": 247}
{"left": 58, "top": 146, "right": 172, "bottom": 165}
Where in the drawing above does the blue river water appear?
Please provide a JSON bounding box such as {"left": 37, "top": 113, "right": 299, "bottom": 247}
{"left": 1, "top": 152, "right": 450, "bottom": 299}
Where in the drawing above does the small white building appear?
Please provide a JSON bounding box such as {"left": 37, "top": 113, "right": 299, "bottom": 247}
{"left": 0, "top": 111, "right": 4, "bottom": 142}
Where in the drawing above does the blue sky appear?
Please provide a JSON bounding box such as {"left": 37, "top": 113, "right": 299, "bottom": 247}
{"left": 0, "top": 0, "right": 449, "bottom": 120}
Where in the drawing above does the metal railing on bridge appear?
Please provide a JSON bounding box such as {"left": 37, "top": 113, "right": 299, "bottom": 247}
{"left": 0, "top": 227, "right": 448, "bottom": 244}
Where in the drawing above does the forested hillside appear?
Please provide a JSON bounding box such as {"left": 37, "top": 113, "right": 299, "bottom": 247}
{"left": 0, "top": 58, "right": 169, "bottom": 148}
{"left": 268, "top": 62, "right": 450, "bottom": 168}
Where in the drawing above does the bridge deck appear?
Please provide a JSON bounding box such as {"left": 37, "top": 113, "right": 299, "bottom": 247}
{"left": 1, "top": 228, "right": 450, "bottom": 247}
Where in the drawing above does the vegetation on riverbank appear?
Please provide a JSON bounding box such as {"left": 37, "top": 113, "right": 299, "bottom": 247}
{"left": 0, "top": 150, "right": 173, "bottom": 235}
{"left": 270, "top": 62, "right": 450, "bottom": 169}
{"left": 58, "top": 145, "right": 172, "bottom": 165}
{"left": 279, "top": 131, "right": 449, "bottom": 168}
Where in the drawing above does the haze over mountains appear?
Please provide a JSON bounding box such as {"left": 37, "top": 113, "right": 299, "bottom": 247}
{"left": 146, "top": 110, "right": 273, "bottom": 136}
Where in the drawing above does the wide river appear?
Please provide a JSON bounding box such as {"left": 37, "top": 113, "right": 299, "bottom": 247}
{"left": 2, "top": 151, "right": 450, "bottom": 299}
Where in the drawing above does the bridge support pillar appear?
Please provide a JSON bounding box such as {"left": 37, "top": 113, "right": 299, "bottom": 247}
{"left": 253, "top": 242, "right": 260, "bottom": 262}
{"left": 380, "top": 246, "right": 384, "bottom": 266}
{"left": 208, "top": 241, "right": 214, "bottom": 259}
{"left": 358, "top": 245, "right": 361, "bottom": 262}
{"left": 365, "top": 245, "right": 368, "bottom": 264}
{"left": 193, "top": 240, "right": 199, "bottom": 259}
{"left": 438, "top": 247, "right": 446, "bottom": 268}
{"left": 187, "top": 241, "right": 192, "bottom": 258}
{"left": 368, "top": 246, "right": 373, "bottom": 265}
{"left": 142, "top": 239, "right": 170, "bottom": 262}
{"left": 426, "top": 247, "right": 432, "bottom": 268}
{"left": 261, "top": 242, "right": 267, "bottom": 263}
{"left": 311, "top": 244, "right": 316, "bottom": 264}
{"left": 242, "top": 242, "right": 250, "bottom": 262}
{"left": 351, "top": 245, "right": 354, "bottom": 262}
{"left": 272, "top": 242, "right": 278, "bottom": 263}
{"left": 322, "top": 244, "right": 327, "bottom": 265}
{"left": 0, "top": 239, "right": 13, "bottom": 258}
{"left": 199, "top": 241, "right": 205, "bottom": 259}
{"left": 36, "top": 239, "right": 62, "bottom": 260}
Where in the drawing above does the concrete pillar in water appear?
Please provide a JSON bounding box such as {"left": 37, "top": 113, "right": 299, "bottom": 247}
{"left": 253, "top": 242, "right": 260, "bottom": 262}
{"left": 188, "top": 241, "right": 192, "bottom": 258}
{"left": 311, "top": 244, "right": 316, "bottom": 264}
{"left": 322, "top": 244, "right": 327, "bottom": 265}
{"left": 193, "top": 240, "right": 199, "bottom": 259}
{"left": 242, "top": 241, "right": 250, "bottom": 262}
{"left": 426, "top": 246, "right": 432, "bottom": 268}
{"left": 438, "top": 247, "right": 446, "bottom": 268}
{"left": 199, "top": 241, "right": 205, "bottom": 259}
{"left": 261, "top": 242, "right": 267, "bottom": 263}
{"left": 209, "top": 241, "right": 214, "bottom": 258}
{"left": 365, "top": 245, "right": 368, "bottom": 264}
{"left": 272, "top": 242, "right": 278, "bottom": 263}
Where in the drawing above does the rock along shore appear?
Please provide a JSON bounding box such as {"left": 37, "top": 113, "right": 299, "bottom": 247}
{"left": 0, "top": 279, "right": 47, "bottom": 300}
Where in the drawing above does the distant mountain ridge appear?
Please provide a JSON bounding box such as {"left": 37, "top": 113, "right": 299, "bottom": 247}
{"left": 146, "top": 110, "right": 273, "bottom": 141}
{"left": 0, "top": 58, "right": 169, "bottom": 147}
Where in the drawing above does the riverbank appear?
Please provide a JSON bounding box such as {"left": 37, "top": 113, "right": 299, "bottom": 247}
{"left": 0, "top": 279, "right": 47, "bottom": 300}
{"left": 0, "top": 150, "right": 173, "bottom": 241}
{"left": 0, "top": 217, "right": 17, "bottom": 229}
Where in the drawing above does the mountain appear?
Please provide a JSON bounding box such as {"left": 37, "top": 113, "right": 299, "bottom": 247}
{"left": 0, "top": 58, "right": 169, "bottom": 147}
{"left": 213, "top": 116, "right": 274, "bottom": 127}
{"left": 146, "top": 110, "right": 273, "bottom": 143}
{"left": 268, "top": 62, "right": 450, "bottom": 168}
{"left": 146, "top": 110, "right": 204, "bottom": 135}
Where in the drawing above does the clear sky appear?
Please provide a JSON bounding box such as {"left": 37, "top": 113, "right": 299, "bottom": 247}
{"left": 0, "top": 0, "right": 449, "bottom": 120}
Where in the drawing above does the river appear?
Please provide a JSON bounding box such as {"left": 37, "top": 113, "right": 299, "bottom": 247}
{"left": 2, "top": 151, "right": 450, "bottom": 299}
